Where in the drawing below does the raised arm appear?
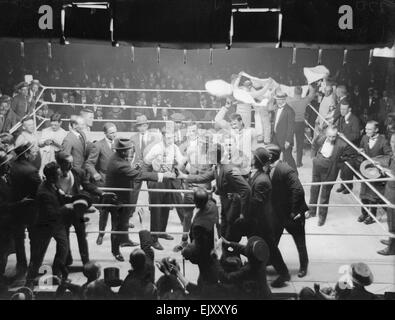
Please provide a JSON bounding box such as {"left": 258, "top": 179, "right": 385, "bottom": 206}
{"left": 214, "top": 106, "right": 231, "bottom": 130}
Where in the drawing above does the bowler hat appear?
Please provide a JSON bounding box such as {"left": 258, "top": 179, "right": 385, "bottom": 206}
{"left": 245, "top": 236, "right": 270, "bottom": 264}
{"left": 14, "top": 142, "right": 34, "bottom": 158}
{"left": 0, "top": 150, "right": 13, "bottom": 168}
{"left": 253, "top": 147, "right": 271, "bottom": 167}
{"left": 265, "top": 144, "right": 281, "bottom": 163}
{"left": 135, "top": 115, "right": 148, "bottom": 126}
{"left": 350, "top": 262, "right": 374, "bottom": 286}
{"left": 71, "top": 193, "right": 92, "bottom": 209}
{"left": 104, "top": 267, "right": 122, "bottom": 287}
{"left": 113, "top": 138, "right": 134, "bottom": 150}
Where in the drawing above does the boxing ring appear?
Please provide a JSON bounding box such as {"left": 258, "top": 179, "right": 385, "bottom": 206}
{"left": 7, "top": 83, "right": 395, "bottom": 294}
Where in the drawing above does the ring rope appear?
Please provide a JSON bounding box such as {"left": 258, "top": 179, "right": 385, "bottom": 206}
{"left": 42, "top": 85, "right": 208, "bottom": 93}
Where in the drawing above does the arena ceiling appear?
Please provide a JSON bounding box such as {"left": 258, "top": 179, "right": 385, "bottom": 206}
{"left": 0, "top": 0, "right": 394, "bottom": 50}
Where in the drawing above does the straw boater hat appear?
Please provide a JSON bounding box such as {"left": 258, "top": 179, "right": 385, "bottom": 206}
{"left": 274, "top": 91, "right": 288, "bottom": 100}
{"left": 135, "top": 115, "right": 148, "bottom": 126}
{"left": 71, "top": 193, "right": 92, "bottom": 210}
{"left": 14, "top": 81, "right": 29, "bottom": 91}
{"left": 360, "top": 156, "right": 391, "bottom": 180}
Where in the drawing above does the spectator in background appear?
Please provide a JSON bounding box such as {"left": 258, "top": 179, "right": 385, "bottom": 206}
{"left": 15, "top": 117, "right": 41, "bottom": 170}
{"left": 378, "top": 90, "right": 395, "bottom": 131}
{"left": 358, "top": 121, "right": 392, "bottom": 225}
{"left": 106, "top": 97, "right": 127, "bottom": 132}
{"left": 80, "top": 108, "right": 94, "bottom": 133}
{"left": 336, "top": 99, "right": 361, "bottom": 194}
{"left": 39, "top": 113, "right": 67, "bottom": 174}
{"left": 286, "top": 85, "right": 316, "bottom": 168}
{"left": 350, "top": 85, "right": 364, "bottom": 117}
{"left": 62, "top": 116, "right": 88, "bottom": 169}
{"left": 11, "top": 82, "right": 31, "bottom": 119}
{"left": 308, "top": 127, "right": 351, "bottom": 226}
{"left": 366, "top": 88, "right": 379, "bottom": 121}
{"left": 272, "top": 91, "right": 297, "bottom": 171}
{"left": 315, "top": 85, "right": 335, "bottom": 137}
{"left": 0, "top": 95, "right": 19, "bottom": 133}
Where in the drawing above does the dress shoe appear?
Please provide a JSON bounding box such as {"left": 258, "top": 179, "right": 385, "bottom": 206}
{"left": 377, "top": 247, "right": 395, "bottom": 256}
{"left": 380, "top": 239, "right": 390, "bottom": 246}
{"left": 152, "top": 241, "right": 164, "bottom": 250}
{"left": 271, "top": 274, "right": 291, "bottom": 288}
{"left": 120, "top": 241, "right": 139, "bottom": 248}
{"left": 364, "top": 216, "right": 376, "bottom": 225}
{"left": 113, "top": 253, "right": 124, "bottom": 262}
{"left": 128, "top": 223, "right": 135, "bottom": 229}
{"left": 158, "top": 234, "right": 174, "bottom": 240}
{"left": 357, "top": 214, "right": 368, "bottom": 222}
{"left": 297, "top": 267, "right": 308, "bottom": 278}
{"left": 336, "top": 186, "right": 345, "bottom": 193}
{"left": 173, "top": 241, "right": 188, "bottom": 253}
{"left": 96, "top": 235, "right": 104, "bottom": 246}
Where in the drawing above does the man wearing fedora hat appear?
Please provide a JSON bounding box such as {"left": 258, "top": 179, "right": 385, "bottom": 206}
{"left": 272, "top": 90, "right": 298, "bottom": 171}
{"left": 246, "top": 147, "right": 291, "bottom": 288}
{"left": 358, "top": 120, "right": 392, "bottom": 225}
{"left": 0, "top": 95, "right": 19, "bottom": 133}
{"left": 11, "top": 82, "right": 32, "bottom": 119}
{"left": 345, "top": 262, "right": 377, "bottom": 300}
{"left": 9, "top": 142, "right": 42, "bottom": 280}
{"left": 106, "top": 138, "right": 175, "bottom": 261}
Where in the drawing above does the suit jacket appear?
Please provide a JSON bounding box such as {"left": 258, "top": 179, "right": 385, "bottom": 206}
{"left": 36, "top": 181, "right": 69, "bottom": 226}
{"left": 186, "top": 164, "right": 251, "bottom": 218}
{"left": 0, "top": 108, "right": 19, "bottom": 133}
{"left": 366, "top": 96, "right": 379, "bottom": 117}
{"left": 337, "top": 113, "right": 361, "bottom": 144}
{"left": 378, "top": 97, "right": 395, "bottom": 124}
{"left": 105, "top": 152, "right": 159, "bottom": 203}
{"left": 130, "top": 130, "right": 161, "bottom": 166}
{"left": 11, "top": 94, "right": 31, "bottom": 118}
{"left": 312, "top": 135, "right": 352, "bottom": 181}
{"left": 62, "top": 130, "right": 88, "bottom": 169}
{"left": 70, "top": 167, "right": 103, "bottom": 198}
{"left": 10, "top": 158, "right": 41, "bottom": 201}
{"left": 270, "top": 161, "right": 308, "bottom": 224}
{"left": 359, "top": 135, "right": 392, "bottom": 159}
{"left": 85, "top": 138, "right": 114, "bottom": 179}
{"left": 272, "top": 104, "right": 295, "bottom": 148}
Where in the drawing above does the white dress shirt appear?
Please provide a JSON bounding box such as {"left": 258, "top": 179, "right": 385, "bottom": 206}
{"left": 320, "top": 139, "right": 335, "bottom": 158}
{"left": 274, "top": 106, "right": 284, "bottom": 132}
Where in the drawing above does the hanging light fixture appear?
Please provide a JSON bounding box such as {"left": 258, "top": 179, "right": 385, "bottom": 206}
{"left": 368, "top": 49, "right": 374, "bottom": 65}
{"left": 157, "top": 45, "right": 160, "bottom": 64}
{"left": 130, "top": 45, "right": 135, "bottom": 63}
{"left": 317, "top": 48, "right": 323, "bottom": 64}
{"left": 209, "top": 47, "right": 213, "bottom": 65}
{"left": 183, "top": 49, "right": 187, "bottom": 64}
{"left": 20, "top": 41, "right": 25, "bottom": 57}
{"left": 292, "top": 47, "right": 297, "bottom": 64}
{"left": 47, "top": 42, "right": 52, "bottom": 59}
{"left": 343, "top": 49, "right": 348, "bottom": 65}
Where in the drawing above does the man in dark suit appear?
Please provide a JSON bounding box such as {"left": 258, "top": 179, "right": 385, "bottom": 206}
{"left": 246, "top": 147, "right": 291, "bottom": 288}
{"left": 308, "top": 126, "right": 352, "bottom": 226}
{"left": 11, "top": 82, "right": 31, "bottom": 119}
{"left": 25, "top": 162, "right": 70, "bottom": 286}
{"left": 178, "top": 143, "right": 251, "bottom": 246}
{"left": 272, "top": 91, "right": 297, "bottom": 171}
{"left": 336, "top": 99, "right": 361, "bottom": 193}
{"left": 62, "top": 116, "right": 88, "bottom": 169}
{"left": 55, "top": 152, "right": 103, "bottom": 266}
{"left": 105, "top": 138, "right": 175, "bottom": 262}
{"left": 358, "top": 120, "right": 392, "bottom": 225}
{"left": 0, "top": 95, "right": 19, "bottom": 133}
{"left": 9, "top": 143, "right": 42, "bottom": 279}
{"left": 85, "top": 123, "right": 117, "bottom": 245}
{"left": 332, "top": 85, "right": 349, "bottom": 124}
{"left": 366, "top": 88, "right": 380, "bottom": 121}
{"left": 378, "top": 90, "right": 395, "bottom": 131}
{"left": 266, "top": 144, "right": 309, "bottom": 278}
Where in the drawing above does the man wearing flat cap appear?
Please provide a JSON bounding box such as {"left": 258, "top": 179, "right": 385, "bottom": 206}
{"left": 9, "top": 142, "right": 42, "bottom": 280}
{"left": 11, "top": 82, "right": 32, "bottom": 119}
{"left": 106, "top": 138, "right": 175, "bottom": 262}
{"left": 272, "top": 90, "right": 297, "bottom": 171}
{"left": 0, "top": 95, "right": 19, "bottom": 133}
